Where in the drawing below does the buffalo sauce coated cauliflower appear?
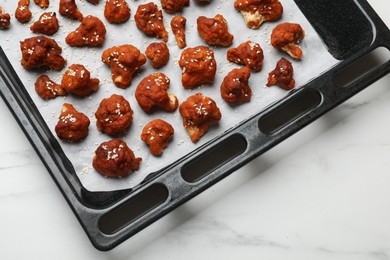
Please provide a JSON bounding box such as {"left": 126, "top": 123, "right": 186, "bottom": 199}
{"left": 93, "top": 140, "right": 141, "bottom": 177}
{"left": 179, "top": 46, "right": 217, "bottom": 89}
{"left": 34, "top": 0, "right": 49, "bottom": 9}
{"left": 0, "top": 7, "right": 11, "bottom": 30}
{"left": 101, "top": 44, "right": 147, "bottom": 89}
{"left": 61, "top": 64, "right": 99, "bottom": 97}
{"left": 145, "top": 42, "right": 170, "bottom": 69}
{"left": 234, "top": 0, "right": 283, "bottom": 29}
{"left": 220, "top": 67, "right": 252, "bottom": 105}
{"left": 55, "top": 103, "right": 90, "bottom": 142}
{"left": 20, "top": 36, "right": 66, "bottom": 71}
{"left": 179, "top": 93, "right": 222, "bottom": 143}
{"left": 271, "top": 22, "right": 305, "bottom": 60}
{"left": 35, "top": 75, "right": 67, "bottom": 99}
{"left": 65, "top": 16, "right": 106, "bottom": 47}
{"left": 15, "top": 0, "right": 32, "bottom": 23}
{"left": 59, "top": 0, "right": 83, "bottom": 21}
{"left": 227, "top": 41, "right": 264, "bottom": 72}
{"left": 134, "top": 2, "right": 168, "bottom": 42}
{"left": 197, "top": 14, "right": 234, "bottom": 47}
{"left": 104, "top": 0, "right": 131, "bottom": 24}
{"left": 95, "top": 94, "right": 133, "bottom": 135}
{"left": 161, "top": 0, "right": 189, "bottom": 14}
{"left": 266, "top": 57, "right": 295, "bottom": 90}
{"left": 30, "top": 12, "right": 59, "bottom": 35}
{"left": 135, "top": 72, "right": 178, "bottom": 114}
{"left": 171, "top": 15, "right": 187, "bottom": 48}
{"left": 141, "top": 119, "right": 175, "bottom": 156}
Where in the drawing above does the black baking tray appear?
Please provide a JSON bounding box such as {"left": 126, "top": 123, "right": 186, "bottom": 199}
{"left": 1, "top": 0, "right": 390, "bottom": 251}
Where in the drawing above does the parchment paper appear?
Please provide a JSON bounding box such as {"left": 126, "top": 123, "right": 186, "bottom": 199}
{"left": 0, "top": 0, "right": 339, "bottom": 191}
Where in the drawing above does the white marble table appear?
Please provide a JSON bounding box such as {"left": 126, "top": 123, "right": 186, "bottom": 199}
{"left": 1, "top": 1, "right": 390, "bottom": 259}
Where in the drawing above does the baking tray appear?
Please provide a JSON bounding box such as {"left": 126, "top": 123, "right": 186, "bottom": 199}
{"left": 1, "top": 0, "right": 390, "bottom": 251}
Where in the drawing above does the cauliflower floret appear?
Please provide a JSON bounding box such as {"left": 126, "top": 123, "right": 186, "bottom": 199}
{"left": 65, "top": 16, "right": 106, "bottom": 47}
{"left": 271, "top": 22, "right": 305, "bottom": 60}
{"left": 15, "top": 0, "right": 32, "bottom": 23}
{"left": 141, "top": 119, "right": 174, "bottom": 156}
{"left": 34, "top": 0, "right": 49, "bottom": 9}
{"left": 197, "top": 14, "right": 234, "bottom": 47}
{"left": 93, "top": 140, "right": 141, "bottom": 177}
{"left": 220, "top": 67, "right": 252, "bottom": 105}
{"left": 101, "top": 44, "right": 147, "bottom": 89}
{"left": 134, "top": 2, "right": 168, "bottom": 42}
{"left": 161, "top": 0, "right": 189, "bottom": 14}
{"left": 0, "top": 7, "right": 11, "bottom": 30}
{"left": 266, "top": 57, "right": 295, "bottom": 90}
{"left": 227, "top": 41, "right": 264, "bottom": 72}
{"left": 59, "top": 0, "right": 83, "bottom": 21}
{"left": 171, "top": 15, "right": 187, "bottom": 48}
{"left": 179, "top": 93, "right": 221, "bottom": 143}
{"left": 179, "top": 46, "right": 217, "bottom": 89}
{"left": 234, "top": 0, "right": 283, "bottom": 29}
{"left": 135, "top": 73, "right": 178, "bottom": 114}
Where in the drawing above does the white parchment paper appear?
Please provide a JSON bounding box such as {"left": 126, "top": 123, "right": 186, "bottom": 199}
{"left": 0, "top": 0, "right": 339, "bottom": 191}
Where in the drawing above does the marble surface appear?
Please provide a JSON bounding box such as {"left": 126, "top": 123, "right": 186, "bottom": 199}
{"left": 1, "top": 0, "right": 390, "bottom": 259}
